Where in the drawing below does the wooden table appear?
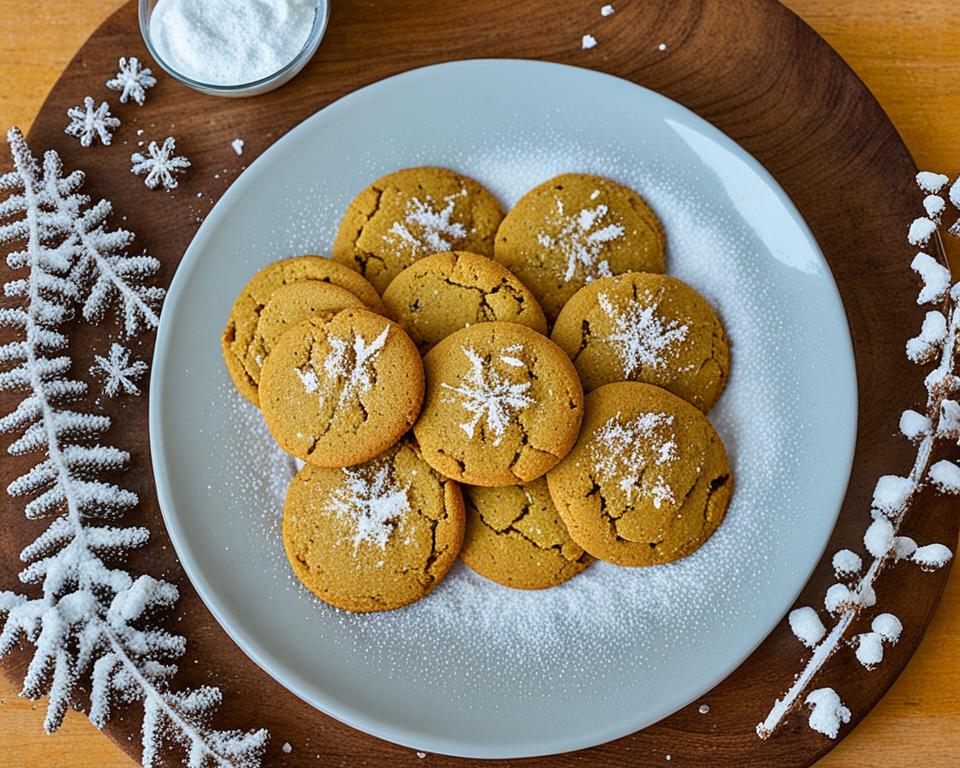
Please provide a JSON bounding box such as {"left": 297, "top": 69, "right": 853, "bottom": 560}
{"left": 0, "top": 1, "right": 957, "bottom": 765}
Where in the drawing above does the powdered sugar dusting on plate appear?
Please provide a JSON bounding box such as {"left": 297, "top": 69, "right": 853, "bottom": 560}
{"left": 210, "top": 126, "right": 822, "bottom": 710}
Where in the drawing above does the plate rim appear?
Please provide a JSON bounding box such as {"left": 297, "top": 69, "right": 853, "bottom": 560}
{"left": 148, "top": 57, "right": 858, "bottom": 758}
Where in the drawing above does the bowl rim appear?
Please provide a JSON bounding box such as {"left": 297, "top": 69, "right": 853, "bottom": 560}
{"left": 137, "top": 0, "right": 330, "bottom": 94}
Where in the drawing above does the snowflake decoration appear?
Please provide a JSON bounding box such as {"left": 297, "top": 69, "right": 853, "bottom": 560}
{"left": 65, "top": 97, "right": 120, "bottom": 147}
{"left": 0, "top": 129, "right": 267, "bottom": 767}
{"left": 384, "top": 189, "right": 469, "bottom": 254}
{"left": 591, "top": 411, "right": 678, "bottom": 507}
{"left": 758, "top": 168, "right": 960, "bottom": 742}
{"left": 537, "top": 197, "right": 624, "bottom": 282}
{"left": 327, "top": 460, "right": 410, "bottom": 551}
{"left": 131, "top": 137, "right": 191, "bottom": 190}
{"left": 598, "top": 291, "right": 689, "bottom": 376}
{"left": 441, "top": 345, "right": 534, "bottom": 445}
{"left": 296, "top": 326, "right": 389, "bottom": 406}
{"left": 90, "top": 343, "right": 149, "bottom": 397}
{"left": 106, "top": 56, "right": 157, "bottom": 106}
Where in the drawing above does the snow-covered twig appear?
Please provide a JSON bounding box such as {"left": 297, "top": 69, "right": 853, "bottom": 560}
{"left": 758, "top": 174, "right": 960, "bottom": 741}
{"left": 0, "top": 128, "right": 267, "bottom": 767}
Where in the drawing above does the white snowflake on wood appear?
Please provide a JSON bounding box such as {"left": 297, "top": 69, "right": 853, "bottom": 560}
{"left": 384, "top": 190, "right": 468, "bottom": 254}
{"left": 91, "top": 343, "right": 148, "bottom": 397}
{"left": 758, "top": 170, "right": 960, "bottom": 742}
{"left": 296, "top": 326, "right": 389, "bottom": 406}
{"left": 537, "top": 197, "right": 624, "bottom": 282}
{"left": 441, "top": 345, "right": 533, "bottom": 445}
{"left": 327, "top": 460, "right": 410, "bottom": 551}
{"left": 0, "top": 129, "right": 267, "bottom": 768}
{"left": 65, "top": 97, "right": 120, "bottom": 147}
{"left": 131, "top": 137, "right": 191, "bottom": 190}
{"left": 591, "top": 411, "right": 678, "bottom": 507}
{"left": 106, "top": 56, "right": 157, "bottom": 106}
{"left": 598, "top": 291, "right": 688, "bottom": 376}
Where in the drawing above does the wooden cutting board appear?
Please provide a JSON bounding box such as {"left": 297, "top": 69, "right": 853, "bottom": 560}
{"left": 2, "top": 1, "right": 957, "bottom": 766}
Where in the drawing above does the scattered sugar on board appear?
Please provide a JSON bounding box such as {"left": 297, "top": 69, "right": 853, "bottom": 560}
{"left": 582, "top": 34, "right": 597, "bottom": 49}
{"left": 601, "top": 4, "right": 615, "bottom": 15}
{"left": 282, "top": 742, "right": 292, "bottom": 754}
{"left": 231, "top": 138, "right": 245, "bottom": 156}
{"left": 215, "top": 131, "right": 816, "bottom": 706}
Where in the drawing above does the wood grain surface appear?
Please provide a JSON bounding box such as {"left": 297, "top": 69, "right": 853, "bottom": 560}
{"left": 1, "top": 1, "right": 958, "bottom": 766}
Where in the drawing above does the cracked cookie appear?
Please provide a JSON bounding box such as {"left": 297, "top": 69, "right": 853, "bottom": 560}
{"left": 546, "top": 381, "right": 732, "bottom": 567}
{"left": 382, "top": 251, "right": 548, "bottom": 352}
{"left": 283, "top": 440, "right": 466, "bottom": 612}
{"left": 259, "top": 308, "right": 424, "bottom": 467}
{"left": 331, "top": 167, "right": 505, "bottom": 293}
{"left": 551, "top": 272, "right": 730, "bottom": 411}
{"left": 222, "top": 255, "right": 386, "bottom": 405}
{"left": 413, "top": 321, "right": 584, "bottom": 486}
{"left": 245, "top": 280, "right": 366, "bottom": 390}
{"left": 493, "top": 173, "right": 665, "bottom": 322}
{"left": 460, "top": 478, "right": 591, "bottom": 590}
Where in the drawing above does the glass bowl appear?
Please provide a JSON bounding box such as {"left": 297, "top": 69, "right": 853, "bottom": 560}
{"left": 138, "top": 0, "right": 330, "bottom": 97}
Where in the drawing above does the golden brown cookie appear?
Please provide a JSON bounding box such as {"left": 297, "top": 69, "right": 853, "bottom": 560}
{"left": 547, "top": 382, "right": 732, "bottom": 567}
{"left": 259, "top": 308, "right": 423, "bottom": 467}
{"left": 551, "top": 272, "right": 730, "bottom": 411}
{"left": 222, "top": 255, "right": 386, "bottom": 405}
{"left": 245, "top": 280, "right": 366, "bottom": 389}
{"left": 283, "top": 440, "right": 465, "bottom": 612}
{"left": 331, "top": 167, "right": 505, "bottom": 293}
{"left": 381, "top": 251, "right": 548, "bottom": 352}
{"left": 413, "top": 322, "right": 583, "bottom": 486}
{"left": 460, "top": 478, "right": 591, "bottom": 590}
{"left": 494, "top": 173, "right": 665, "bottom": 321}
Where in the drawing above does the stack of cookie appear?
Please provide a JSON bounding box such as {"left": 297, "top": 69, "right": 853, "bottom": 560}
{"left": 221, "top": 167, "right": 733, "bottom": 612}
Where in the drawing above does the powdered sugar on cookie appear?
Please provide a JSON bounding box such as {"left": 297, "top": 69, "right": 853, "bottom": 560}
{"left": 385, "top": 189, "right": 470, "bottom": 254}
{"left": 537, "top": 198, "right": 624, "bottom": 282}
{"left": 326, "top": 460, "right": 410, "bottom": 551}
{"left": 598, "top": 291, "right": 688, "bottom": 376}
{"left": 591, "top": 411, "right": 678, "bottom": 507}
{"left": 296, "top": 326, "right": 389, "bottom": 405}
{"left": 441, "top": 345, "right": 533, "bottom": 444}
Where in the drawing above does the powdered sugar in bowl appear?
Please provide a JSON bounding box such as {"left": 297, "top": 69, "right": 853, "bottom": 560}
{"left": 138, "top": 0, "right": 330, "bottom": 97}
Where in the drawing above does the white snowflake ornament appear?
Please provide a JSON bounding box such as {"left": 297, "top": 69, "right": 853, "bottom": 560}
{"left": 91, "top": 343, "right": 148, "bottom": 397}
{"left": 106, "top": 56, "right": 157, "bottom": 106}
{"left": 131, "top": 137, "right": 191, "bottom": 190}
{"left": 65, "top": 97, "right": 120, "bottom": 147}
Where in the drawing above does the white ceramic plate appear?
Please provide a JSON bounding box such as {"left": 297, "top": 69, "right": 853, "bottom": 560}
{"left": 150, "top": 59, "right": 857, "bottom": 759}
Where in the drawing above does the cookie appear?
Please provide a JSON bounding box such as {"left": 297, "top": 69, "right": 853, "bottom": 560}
{"left": 382, "top": 251, "right": 548, "bottom": 352}
{"left": 460, "top": 478, "right": 591, "bottom": 590}
{"left": 222, "top": 255, "right": 386, "bottom": 405}
{"left": 245, "top": 280, "right": 366, "bottom": 389}
{"left": 413, "top": 322, "right": 584, "bottom": 486}
{"left": 551, "top": 272, "right": 730, "bottom": 411}
{"left": 259, "top": 308, "right": 423, "bottom": 467}
{"left": 283, "top": 440, "right": 466, "bottom": 612}
{"left": 493, "top": 173, "right": 665, "bottom": 321}
{"left": 331, "top": 167, "right": 505, "bottom": 293}
{"left": 547, "top": 382, "right": 732, "bottom": 567}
